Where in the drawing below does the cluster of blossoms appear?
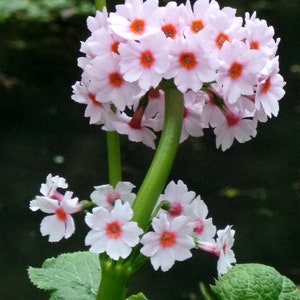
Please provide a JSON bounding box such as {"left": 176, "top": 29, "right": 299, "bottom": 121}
{"left": 31, "top": 174, "right": 236, "bottom": 275}
{"left": 72, "top": 0, "right": 285, "bottom": 150}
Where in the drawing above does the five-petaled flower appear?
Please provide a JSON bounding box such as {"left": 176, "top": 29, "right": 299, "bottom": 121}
{"left": 85, "top": 200, "right": 143, "bottom": 260}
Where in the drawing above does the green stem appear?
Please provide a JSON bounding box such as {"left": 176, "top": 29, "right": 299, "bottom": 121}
{"left": 106, "top": 131, "right": 122, "bottom": 186}
{"left": 96, "top": 255, "right": 129, "bottom": 300}
{"left": 132, "top": 88, "right": 184, "bottom": 230}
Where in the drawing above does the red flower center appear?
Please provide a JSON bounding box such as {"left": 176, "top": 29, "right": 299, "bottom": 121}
{"left": 261, "top": 77, "right": 271, "bottom": 94}
{"left": 55, "top": 207, "right": 67, "bottom": 221}
{"left": 179, "top": 52, "right": 197, "bottom": 70}
{"left": 193, "top": 219, "right": 204, "bottom": 234}
{"left": 106, "top": 191, "right": 120, "bottom": 205}
{"left": 108, "top": 72, "right": 124, "bottom": 87}
{"left": 88, "top": 93, "right": 102, "bottom": 106}
{"left": 228, "top": 62, "right": 243, "bottom": 79}
{"left": 168, "top": 202, "right": 183, "bottom": 217}
{"left": 130, "top": 19, "right": 145, "bottom": 35}
{"left": 140, "top": 50, "right": 155, "bottom": 68}
{"left": 161, "top": 23, "right": 177, "bottom": 39}
{"left": 191, "top": 20, "right": 204, "bottom": 33}
{"left": 250, "top": 41, "right": 259, "bottom": 50}
{"left": 111, "top": 41, "right": 120, "bottom": 54}
{"left": 160, "top": 231, "right": 176, "bottom": 247}
{"left": 106, "top": 221, "right": 122, "bottom": 239}
{"left": 215, "top": 32, "right": 229, "bottom": 49}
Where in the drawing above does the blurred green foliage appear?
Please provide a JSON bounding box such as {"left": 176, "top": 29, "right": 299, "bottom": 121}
{"left": 0, "top": 0, "right": 94, "bottom": 21}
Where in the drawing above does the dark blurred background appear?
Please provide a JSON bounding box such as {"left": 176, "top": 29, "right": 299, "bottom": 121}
{"left": 0, "top": 0, "right": 300, "bottom": 299}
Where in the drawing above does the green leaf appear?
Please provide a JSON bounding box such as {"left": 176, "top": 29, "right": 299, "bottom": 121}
{"left": 28, "top": 251, "right": 101, "bottom": 300}
{"left": 211, "top": 263, "right": 300, "bottom": 300}
{"left": 127, "top": 293, "right": 148, "bottom": 300}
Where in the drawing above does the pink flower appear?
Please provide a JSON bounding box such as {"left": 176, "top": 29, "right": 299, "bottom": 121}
{"left": 87, "top": 53, "right": 140, "bottom": 110}
{"left": 33, "top": 191, "right": 82, "bottom": 242}
{"left": 164, "top": 33, "right": 216, "bottom": 92}
{"left": 140, "top": 214, "right": 195, "bottom": 271}
{"left": 110, "top": 110, "right": 157, "bottom": 149}
{"left": 160, "top": 2, "right": 185, "bottom": 39}
{"left": 216, "top": 39, "right": 265, "bottom": 103}
{"left": 185, "top": 196, "right": 216, "bottom": 243}
{"left": 181, "top": 91, "right": 206, "bottom": 142}
{"left": 200, "top": 6, "right": 246, "bottom": 52}
{"left": 85, "top": 200, "right": 143, "bottom": 259}
{"left": 108, "top": 0, "right": 164, "bottom": 40}
{"left": 157, "top": 180, "right": 196, "bottom": 217}
{"left": 118, "top": 32, "right": 170, "bottom": 91}
{"left": 30, "top": 174, "right": 68, "bottom": 211}
{"left": 214, "top": 107, "right": 257, "bottom": 151}
{"left": 255, "top": 57, "right": 285, "bottom": 119}
{"left": 244, "top": 12, "right": 276, "bottom": 58}
{"left": 71, "top": 80, "right": 110, "bottom": 125}
{"left": 198, "top": 225, "right": 236, "bottom": 275}
{"left": 90, "top": 181, "right": 136, "bottom": 208}
{"left": 182, "top": 0, "right": 220, "bottom": 35}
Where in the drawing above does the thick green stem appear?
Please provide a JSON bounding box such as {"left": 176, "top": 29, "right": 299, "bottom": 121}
{"left": 132, "top": 88, "right": 184, "bottom": 230}
{"left": 106, "top": 131, "right": 122, "bottom": 186}
{"left": 96, "top": 256, "right": 129, "bottom": 300}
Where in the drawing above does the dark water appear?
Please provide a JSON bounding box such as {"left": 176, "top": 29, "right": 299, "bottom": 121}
{"left": 1, "top": 1, "right": 300, "bottom": 299}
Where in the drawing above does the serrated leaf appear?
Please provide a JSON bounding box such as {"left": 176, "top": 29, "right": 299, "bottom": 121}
{"left": 211, "top": 263, "right": 300, "bottom": 300}
{"left": 28, "top": 251, "right": 101, "bottom": 300}
{"left": 127, "top": 293, "right": 148, "bottom": 300}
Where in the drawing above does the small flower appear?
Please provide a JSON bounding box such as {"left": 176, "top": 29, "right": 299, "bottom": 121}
{"left": 108, "top": 0, "right": 163, "bottom": 40}
{"left": 118, "top": 32, "right": 170, "bottom": 91}
{"left": 30, "top": 174, "right": 68, "bottom": 211}
{"left": 185, "top": 196, "right": 216, "bottom": 243}
{"left": 90, "top": 181, "right": 136, "bottom": 208}
{"left": 85, "top": 200, "right": 143, "bottom": 260}
{"left": 157, "top": 180, "right": 196, "bottom": 217}
{"left": 140, "top": 214, "right": 195, "bottom": 271}
{"left": 33, "top": 191, "right": 82, "bottom": 242}
{"left": 216, "top": 39, "right": 265, "bottom": 103}
{"left": 198, "top": 225, "right": 236, "bottom": 275}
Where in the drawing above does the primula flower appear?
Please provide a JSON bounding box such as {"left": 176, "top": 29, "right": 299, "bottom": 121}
{"left": 164, "top": 33, "right": 216, "bottom": 93}
{"left": 90, "top": 181, "right": 136, "bottom": 209}
{"left": 214, "top": 107, "right": 257, "bottom": 151}
{"left": 185, "top": 196, "right": 216, "bottom": 243}
{"left": 31, "top": 191, "right": 82, "bottom": 242}
{"left": 110, "top": 110, "right": 157, "bottom": 149}
{"left": 87, "top": 53, "right": 140, "bottom": 110}
{"left": 244, "top": 12, "right": 276, "bottom": 58}
{"left": 255, "top": 57, "right": 285, "bottom": 119}
{"left": 182, "top": 0, "right": 220, "bottom": 34}
{"left": 71, "top": 80, "right": 110, "bottom": 125}
{"left": 85, "top": 200, "right": 143, "bottom": 260}
{"left": 140, "top": 214, "right": 195, "bottom": 271}
{"left": 201, "top": 6, "right": 246, "bottom": 52}
{"left": 30, "top": 174, "right": 68, "bottom": 211}
{"left": 216, "top": 39, "right": 265, "bottom": 103}
{"left": 157, "top": 180, "right": 196, "bottom": 217}
{"left": 181, "top": 91, "right": 206, "bottom": 142}
{"left": 118, "top": 32, "right": 170, "bottom": 91}
{"left": 198, "top": 225, "right": 236, "bottom": 275}
{"left": 108, "top": 0, "right": 164, "bottom": 40}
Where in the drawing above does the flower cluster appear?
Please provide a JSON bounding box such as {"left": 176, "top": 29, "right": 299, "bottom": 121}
{"left": 72, "top": 0, "right": 285, "bottom": 150}
{"left": 31, "top": 174, "right": 236, "bottom": 275}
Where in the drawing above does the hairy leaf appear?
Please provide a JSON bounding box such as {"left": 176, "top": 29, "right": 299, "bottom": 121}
{"left": 211, "top": 263, "right": 300, "bottom": 300}
{"left": 28, "top": 251, "right": 100, "bottom": 300}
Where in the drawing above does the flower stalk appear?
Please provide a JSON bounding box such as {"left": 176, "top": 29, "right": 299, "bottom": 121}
{"left": 132, "top": 88, "right": 184, "bottom": 230}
